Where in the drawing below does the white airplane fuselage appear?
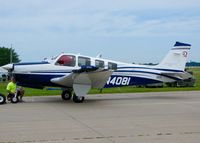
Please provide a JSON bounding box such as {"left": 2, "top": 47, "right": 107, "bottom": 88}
{"left": 9, "top": 53, "right": 180, "bottom": 88}
{"left": 2, "top": 42, "right": 192, "bottom": 103}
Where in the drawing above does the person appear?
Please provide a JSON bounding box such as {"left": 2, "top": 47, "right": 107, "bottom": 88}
{"left": 6, "top": 77, "right": 24, "bottom": 102}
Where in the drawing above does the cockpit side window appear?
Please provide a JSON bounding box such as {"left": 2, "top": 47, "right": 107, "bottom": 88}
{"left": 108, "top": 62, "right": 117, "bottom": 70}
{"left": 56, "top": 55, "right": 76, "bottom": 67}
{"left": 95, "top": 60, "right": 104, "bottom": 68}
{"left": 78, "top": 57, "right": 91, "bottom": 66}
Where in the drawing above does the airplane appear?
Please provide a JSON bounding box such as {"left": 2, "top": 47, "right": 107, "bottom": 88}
{"left": 2, "top": 41, "right": 192, "bottom": 103}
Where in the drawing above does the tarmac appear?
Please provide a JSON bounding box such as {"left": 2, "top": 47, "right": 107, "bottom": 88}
{"left": 0, "top": 91, "right": 200, "bottom": 143}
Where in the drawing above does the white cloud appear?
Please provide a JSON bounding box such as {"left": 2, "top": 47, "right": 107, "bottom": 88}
{"left": 1, "top": 9, "right": 199, "bottom": 37}
{"left": 0, "top": 0, "right": 200, "bottom": 62}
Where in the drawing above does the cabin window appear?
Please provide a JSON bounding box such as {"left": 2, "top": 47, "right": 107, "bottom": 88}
{"left": 108, "top": 62, "right": 117, "bottom": 70}
{"left": 56, "top": 55, "right": 76, "bottom": 67}
{"left": 78, "top": 57, "right": 91, "bottom": 66}
{"left": 95, "top": 60, "right": 104, "bottom": 68}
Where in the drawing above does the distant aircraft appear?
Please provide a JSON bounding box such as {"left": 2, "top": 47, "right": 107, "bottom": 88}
{"left": 2, "top": 42, "right": 192, "bottom": 103}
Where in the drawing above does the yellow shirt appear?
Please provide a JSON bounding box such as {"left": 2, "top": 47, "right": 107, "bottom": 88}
{"left": 6, "top": 82, "right": 17, "bottom": 93}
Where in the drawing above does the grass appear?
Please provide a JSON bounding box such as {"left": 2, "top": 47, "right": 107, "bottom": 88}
{"left": 0, "top": 67, "right": 199, "bottom": 96}
{"left": 0, "top": 82, "right": 61, "bottom": 96}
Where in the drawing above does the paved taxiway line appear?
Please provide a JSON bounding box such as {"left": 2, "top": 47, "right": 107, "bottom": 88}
{"left": 0, "top": 91, "right": 200, "bottom": 143}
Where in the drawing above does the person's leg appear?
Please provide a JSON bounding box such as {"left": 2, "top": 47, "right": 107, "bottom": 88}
{"left": 7, "top": 93, "right": 14, "bottom": 101}
{"left": 17, "top": 90, "right": 24, "bottom": 101}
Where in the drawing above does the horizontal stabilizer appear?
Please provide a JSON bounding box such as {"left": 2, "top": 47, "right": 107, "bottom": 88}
{"left": 161, "top": 71, "right": 193, "bottom": 81}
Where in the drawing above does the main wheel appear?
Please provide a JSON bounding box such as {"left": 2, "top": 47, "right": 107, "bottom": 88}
{"left": 72, "top": 94, "right": 85, "bottom": 103}
{"left": 11, "top": 96, "right": 19, "bottom": 104}
{"left": 0, "top": 93, "right": 6, "bottom": 105}
{"left": 61, "top": 90, "right": 72, "bottom": 100}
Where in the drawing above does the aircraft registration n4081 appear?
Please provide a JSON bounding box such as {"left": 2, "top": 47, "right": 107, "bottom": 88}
{"left": 2, "top": 42, "right": 192, "bottom": 103}
{"left": 106, "top": 76, "right": 131, "bottom": 86}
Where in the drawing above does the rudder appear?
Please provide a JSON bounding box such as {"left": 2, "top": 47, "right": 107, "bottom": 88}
{"left": 156, "top": 42, "right": 191, "bottom": 71}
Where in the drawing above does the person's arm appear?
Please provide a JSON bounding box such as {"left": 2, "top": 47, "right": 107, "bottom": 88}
{"left": 7, "top": 90, "right": 13, "bottom": 94}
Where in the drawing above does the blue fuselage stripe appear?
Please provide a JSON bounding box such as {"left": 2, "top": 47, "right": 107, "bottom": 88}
{"left": 14, "top": 62, "right": 49, "bottom": 66}
{"left": 30, "top": 71, "right": 71, "bottom": 74}
{"left": 115, "top": 70, "right": 180, "bottom": 81}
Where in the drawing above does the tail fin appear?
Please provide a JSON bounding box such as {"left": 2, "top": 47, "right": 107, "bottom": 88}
{"left": 156, "top": 42, "right": 191, "bottom": 71}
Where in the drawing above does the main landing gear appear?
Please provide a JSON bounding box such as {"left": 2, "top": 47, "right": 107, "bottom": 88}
{"left": 61, "top": 90, "right": 72, "bottom": 100}
{"left": 61, "top": 90, "right": 85, "bottom": 103}
{"left": 72, "top": 94, "right": 85, "bottom": 103}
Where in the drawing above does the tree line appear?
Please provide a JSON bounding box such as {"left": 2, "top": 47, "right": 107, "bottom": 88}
{"left": 186, "top": 62, "right": 200, "bottom": 67}
{"left": 0, "top": 47, "right": 20, "bottom": 66}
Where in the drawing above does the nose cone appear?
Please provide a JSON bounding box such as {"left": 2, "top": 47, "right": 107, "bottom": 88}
{"left": 2, "top": 63, "right": 14, "bottom": 71}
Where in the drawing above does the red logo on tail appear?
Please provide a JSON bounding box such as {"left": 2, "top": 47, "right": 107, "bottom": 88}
{"left": 183, "top": 51, "right": 188, "bottom": 58}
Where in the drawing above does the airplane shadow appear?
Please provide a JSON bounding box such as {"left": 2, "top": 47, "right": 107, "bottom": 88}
{"left": 85, "top": 95, "right": 189, "bottom": 103}
{"left": 23, "top": 94, "right": 189, "bottom": 105}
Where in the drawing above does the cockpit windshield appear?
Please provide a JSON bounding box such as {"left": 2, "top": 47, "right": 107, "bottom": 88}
{"left": 55, "top": 55, "right": 76, "bottom": 67}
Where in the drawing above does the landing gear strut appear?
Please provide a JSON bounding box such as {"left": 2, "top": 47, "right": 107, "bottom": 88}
{"left": 7, "top": 93, "right": 19, "bottom": 104}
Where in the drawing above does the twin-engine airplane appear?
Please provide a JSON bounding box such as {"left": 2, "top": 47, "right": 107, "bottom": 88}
{"left": 2, "top": 42, "right": 191, "bottom": 103}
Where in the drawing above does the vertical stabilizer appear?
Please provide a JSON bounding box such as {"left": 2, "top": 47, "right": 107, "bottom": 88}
{"left": 156, "top": 42, "right": 191, "bottom": 71}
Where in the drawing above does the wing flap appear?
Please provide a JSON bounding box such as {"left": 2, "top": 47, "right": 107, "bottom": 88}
{"left": 88, "top": 70, "right": 112, "bottom": 88}
{"left": 50, "top": 68, "right": 113, "bottom": 96}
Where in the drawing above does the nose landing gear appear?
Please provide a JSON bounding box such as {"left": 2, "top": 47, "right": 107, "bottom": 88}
{"left": 0, "top": 93, "right": 6, "bottom": 105}
{"left": 7, "top": 93, "right": 19, "bottom": 104}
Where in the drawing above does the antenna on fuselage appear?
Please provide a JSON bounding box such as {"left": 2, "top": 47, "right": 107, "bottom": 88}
{"left": 10, "top": 44, "right": 13, "bottom": 64}
{"left": 96, "top": 53, "right": 102, "bottom": 58}
{"left": 8, "top": 44, "right": 13, "bottom": 78}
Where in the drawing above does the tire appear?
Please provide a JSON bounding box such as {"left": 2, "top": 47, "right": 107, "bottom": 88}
{"left": 72, "top": 94, "right": 85, "bottom": 103}
{"left": 11, "top": 96, "right": 19, "bottom": 104}
{"left": 61, "top": 90, "right": 72, "bottom": 100}
{"left": 0, "top": 93, "right": 6, "bottom": 105}
{"left": 7, "top": 94, "right": 12, "bottom": 101}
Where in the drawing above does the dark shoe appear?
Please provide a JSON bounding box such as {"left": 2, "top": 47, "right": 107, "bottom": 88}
{"left": 7, "top": 97, "right": 11, "bottom": 101}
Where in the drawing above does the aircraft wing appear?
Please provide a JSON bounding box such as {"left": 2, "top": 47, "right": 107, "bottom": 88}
{"left": 51, "top": 66, "right": 113, "bottom": 96}
{"left": 51, "top": 73, "right": 74, "bottom": 87}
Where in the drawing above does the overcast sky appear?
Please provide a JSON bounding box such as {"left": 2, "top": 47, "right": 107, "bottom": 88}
{"left": 0, "top": 0, "right": 200, "bottom": 63}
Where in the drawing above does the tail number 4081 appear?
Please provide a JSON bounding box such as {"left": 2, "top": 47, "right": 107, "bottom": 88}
{"left": 107, "top": 76, "right": 131, "bottom": 86}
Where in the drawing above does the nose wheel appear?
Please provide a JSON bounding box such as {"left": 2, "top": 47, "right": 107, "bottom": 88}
{"left": 0, "top": 93, "right": 6, "bottom": 105}
{"left": 10, "top": 96, "right": 19, "bottom": 104}
{"left": 7, "top": 93, "right": 19, "bottom": 104}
